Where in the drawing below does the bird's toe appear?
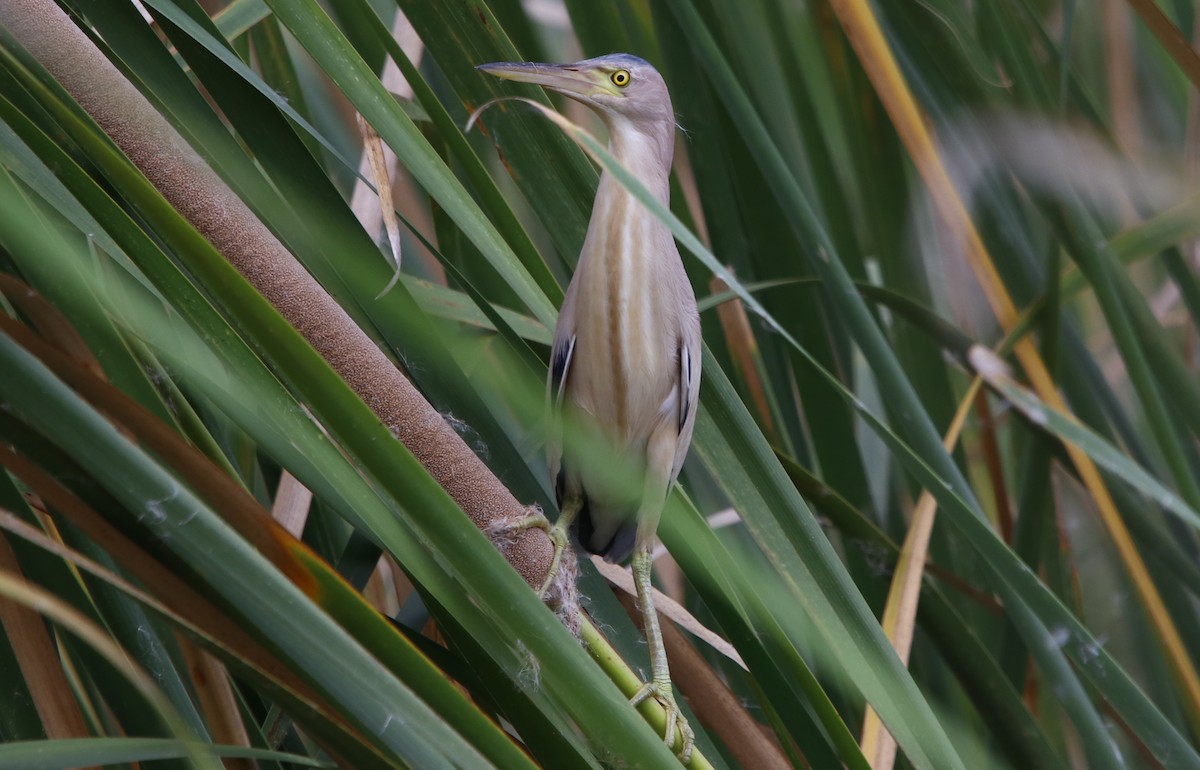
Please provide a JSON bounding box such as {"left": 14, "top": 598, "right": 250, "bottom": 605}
{"left": 631, "top": 681, "right": 694, "bottom": 764}
{"left": 484, "top": 509, "right": 573, "bottom": 600}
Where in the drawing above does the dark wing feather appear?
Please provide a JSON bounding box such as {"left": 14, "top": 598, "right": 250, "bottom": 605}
{"left": 679, "top": 342, "right": 693, "bottom": 432}
{"left": 549, "top": 334, "right": 576, "bottom": 506}
{"left": 671, "top": 338, "right": 700, "bottom": 484}
{"left": 550, "top": 334, "right": 576, "bottom": 409}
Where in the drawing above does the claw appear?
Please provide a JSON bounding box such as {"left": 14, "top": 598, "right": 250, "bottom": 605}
{"left": 631, "top": 680, "right": 695, "bottom": 764}
{"left": 536, "top": 521, "right": 570, "bottom": 597}
{"left": 493, "top": 512, "right": 571, "bottom": 599}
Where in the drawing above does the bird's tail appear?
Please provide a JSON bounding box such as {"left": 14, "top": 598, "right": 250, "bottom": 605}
{"left": 576, "top": 499, "right": 638, "bottom": 564}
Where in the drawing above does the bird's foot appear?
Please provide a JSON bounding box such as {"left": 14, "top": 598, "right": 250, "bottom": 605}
{"left": 493, "top": 512, "right": 570, "bottom": 599}
{"left": 631, "top": 679, "right": 694, "bottom": 764}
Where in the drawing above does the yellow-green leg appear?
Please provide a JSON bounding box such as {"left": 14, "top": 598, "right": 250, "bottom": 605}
{"left": 506, "top": 497, "right": 582, "bottom": 598}
{"left": 629, "top": 547, "right": 694, "bottom": 764}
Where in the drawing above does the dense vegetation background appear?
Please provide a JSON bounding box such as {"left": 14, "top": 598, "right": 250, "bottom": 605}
{"left": 2, "top": 1, "right": 1200, "bottom": 768}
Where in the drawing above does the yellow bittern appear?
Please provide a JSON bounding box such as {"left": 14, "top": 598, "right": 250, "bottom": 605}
{"left": 479, "top": 54, "right": 701, "bottom": 760}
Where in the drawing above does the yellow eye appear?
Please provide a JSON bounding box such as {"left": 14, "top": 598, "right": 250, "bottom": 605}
{"left": 611, "top": 69, "right": 631, "bottom": 87}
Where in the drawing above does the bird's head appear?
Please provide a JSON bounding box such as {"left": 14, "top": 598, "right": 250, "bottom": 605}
{"left": 477, "top": 54, "right": 674, "bottom": 138}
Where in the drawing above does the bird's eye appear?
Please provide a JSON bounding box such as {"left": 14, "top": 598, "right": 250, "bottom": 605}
{"left": 611, "top": 70, "right": 631, "bottom": 87}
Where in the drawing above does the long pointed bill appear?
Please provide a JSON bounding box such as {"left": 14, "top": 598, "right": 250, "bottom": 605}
{"left": 476, "top": 61, "right": 612, "bottom": 100}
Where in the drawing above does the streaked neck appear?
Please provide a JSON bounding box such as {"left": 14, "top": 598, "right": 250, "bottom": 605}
{"left": 604, "top": 121, "right": 673, "bottom": 205}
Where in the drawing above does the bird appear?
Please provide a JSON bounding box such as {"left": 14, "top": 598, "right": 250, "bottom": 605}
{"left": 478, "top": 54, "right": 701, "bottom": 762}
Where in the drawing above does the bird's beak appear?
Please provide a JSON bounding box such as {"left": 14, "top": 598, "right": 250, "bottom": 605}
{"left": 476, "top": 61, "right": 613, "bottom": 99}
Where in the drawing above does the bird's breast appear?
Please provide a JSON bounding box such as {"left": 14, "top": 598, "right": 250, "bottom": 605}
{"left": 566, "top": 184, "right": 683, "bottom": 443}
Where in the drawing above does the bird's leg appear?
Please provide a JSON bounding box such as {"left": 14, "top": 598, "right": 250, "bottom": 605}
{"left": 503, "top": 497, "right": 581, "bottom": 598}
{"left": 629, "top": 547, "right": 694, "bottom": 764}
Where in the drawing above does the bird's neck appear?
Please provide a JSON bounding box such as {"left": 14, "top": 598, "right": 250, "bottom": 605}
{"left": 602, "top": 121, "right": 673, "bottom": 205}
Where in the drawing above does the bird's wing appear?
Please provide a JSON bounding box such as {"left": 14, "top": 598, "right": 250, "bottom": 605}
{"left": 677, "top": 341, "right": 695, "bottom": 433}
{"left": 549, "top": 333, "right": 576, "bottom": 409}
{"left": 670, "top": 334, "right": 701, "bottom": 482}
{"left": 547, "top": 331, "right": 576, "bottom": 505}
